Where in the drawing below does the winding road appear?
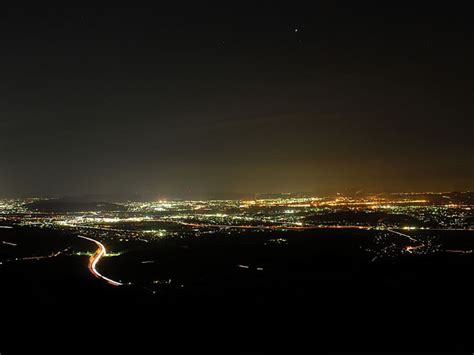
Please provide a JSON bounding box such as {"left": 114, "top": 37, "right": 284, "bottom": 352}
{"left": 77, "top": 235, "right": 122, "bottom": 286}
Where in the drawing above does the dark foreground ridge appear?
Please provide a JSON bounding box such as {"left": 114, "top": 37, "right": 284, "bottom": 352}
{"left": 1, "top": 226, "right": 473, "bottom": 352}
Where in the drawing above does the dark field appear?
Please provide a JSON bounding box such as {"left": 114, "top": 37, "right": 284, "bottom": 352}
{"left": 1, "top": 226, "right": 474, "bottom": 351}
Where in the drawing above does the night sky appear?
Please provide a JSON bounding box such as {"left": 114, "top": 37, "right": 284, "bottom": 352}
{"left": 1, "top": 4, "right": 473, "bottom": 197}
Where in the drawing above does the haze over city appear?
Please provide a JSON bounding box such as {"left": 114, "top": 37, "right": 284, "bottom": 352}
{"left": 1, "top": 4, "right": 473, "bottom": 353}
{"left": 0, "top": 4, "right": 472, "bottom": 197}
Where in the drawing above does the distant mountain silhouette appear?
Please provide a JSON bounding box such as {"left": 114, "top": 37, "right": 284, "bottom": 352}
{"left": 24, "top": 198, "right": 125, "bottom": 213}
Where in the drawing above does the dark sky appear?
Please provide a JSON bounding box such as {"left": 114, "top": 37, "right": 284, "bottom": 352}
{"left": 0, "top": 4, "right": 473, "bottom": 197}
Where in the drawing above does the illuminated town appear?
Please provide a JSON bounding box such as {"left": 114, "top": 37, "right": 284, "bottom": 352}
{"left": 1, "top": 191, "right": 472, "bottom": 294}
{"left": 2, "top": 3, "right": 474, "bottom": 351}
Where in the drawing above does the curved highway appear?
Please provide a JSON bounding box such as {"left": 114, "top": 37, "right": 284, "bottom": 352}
{"left": 77, "top": 235, "right": 122, "bottom": 286}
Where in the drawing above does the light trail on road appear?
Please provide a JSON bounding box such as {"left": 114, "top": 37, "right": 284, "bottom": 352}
{"left": 1, "top": 249, "right": 66, "bottom": 264}
{"left": 387, "top": 228, "right": 418, "bottom": 242}
{"left": 77, "top": 235, "right": 122, "bottom": 286}
{"left": 174, "top": 220, "right": 370, "bottom": 231}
